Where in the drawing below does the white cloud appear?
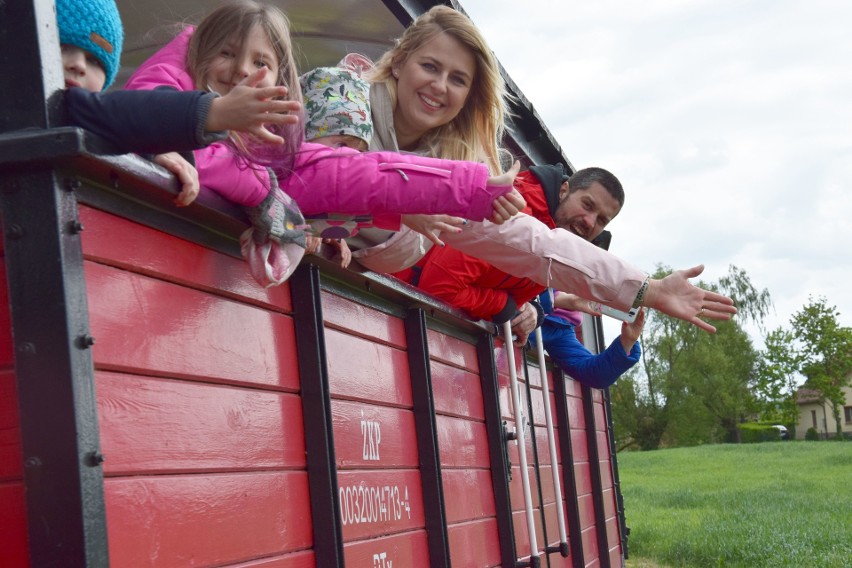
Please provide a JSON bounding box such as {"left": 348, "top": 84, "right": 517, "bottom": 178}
{"left": 461, "top": 0, "right": 852, "bottom": 346}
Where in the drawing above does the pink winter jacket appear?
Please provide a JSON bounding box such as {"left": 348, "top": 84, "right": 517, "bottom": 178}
{"left": 284, "top": 143, "right": 503, "bottom": 228}
{"left": 125, "top": 27, "right": 271, "bottom": 207}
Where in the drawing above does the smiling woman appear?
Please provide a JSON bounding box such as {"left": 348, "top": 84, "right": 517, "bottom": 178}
{"left": 390, "top": 33, "right": 476, "bottom": 150}
{"left": 367, "top": 5, "right": 508, "bottom": 171}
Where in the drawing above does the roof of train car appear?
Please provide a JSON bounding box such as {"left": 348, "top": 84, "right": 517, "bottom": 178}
{"left": 115, "top": 0, "right": 572, "bottom": 170}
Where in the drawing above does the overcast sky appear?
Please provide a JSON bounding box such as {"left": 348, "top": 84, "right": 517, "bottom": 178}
{"left": 461, "top": 0, "right": 852, "bottom": 347}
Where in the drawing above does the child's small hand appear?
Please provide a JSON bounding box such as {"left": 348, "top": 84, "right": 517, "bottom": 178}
{"left": 153, "top": 152, "right": 199, "bottom": 206}
{"left": 207, "top": 68, "right": 303, "bottom": 144}
{"left": 402, "top": 214, "right": 466, "bottom": 247}
{"left": 305, "top": 237, "right": 352, "bottom": 268}
{"left": 489, "top": 189, "right": 526, "bottom": 224}
{"left": 305, "top": 235, "right": 322, "bottom": 255}
{"left": 324, "top": 238, "right": 352, "bottom": 268}
{"left": 487, "top": 161, "right": 524, "bottom": 224}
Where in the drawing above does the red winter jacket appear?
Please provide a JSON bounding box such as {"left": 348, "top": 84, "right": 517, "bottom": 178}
{"left": 396, "top": 170, "right": 557, "bottom": 324}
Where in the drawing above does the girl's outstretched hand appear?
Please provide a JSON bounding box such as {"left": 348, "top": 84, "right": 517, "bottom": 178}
{"left": 206, "top": 68, "right": 303, "bottom": 144}
{"left": 487, "top": 161, "right": 524, "bottom": 224}
{"left": 643, "top": 265, "right": 737, "bottom": 333}
{"left": 402, "top": 214, "right": 466, "bottom": 247}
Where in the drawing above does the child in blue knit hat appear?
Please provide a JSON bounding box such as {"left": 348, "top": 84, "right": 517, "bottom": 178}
{"left": 56, "top": 0, "right": 302, "bottom": 206}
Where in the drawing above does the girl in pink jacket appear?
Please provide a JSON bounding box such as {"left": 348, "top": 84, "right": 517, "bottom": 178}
{"left": 124, "top": 1, "right": 523, "bottom": 241}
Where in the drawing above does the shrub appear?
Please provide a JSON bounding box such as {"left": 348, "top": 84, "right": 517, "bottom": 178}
{"left": 805, "top": 427, "right": 820, "bottom": 441}
{"left": 738, "top": 423, "right": 781, "bottom": 443}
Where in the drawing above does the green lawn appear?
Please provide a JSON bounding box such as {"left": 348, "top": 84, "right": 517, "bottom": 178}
{"left": 617, "top": 442, "right": 852, "bottom": 568}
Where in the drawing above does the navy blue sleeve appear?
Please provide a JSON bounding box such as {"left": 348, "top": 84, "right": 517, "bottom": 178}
{"left": 535, "top": 321, "right": 640, "bottom": 389}
{"left": 64, "top": 87, "right": 225, "bottom": 155}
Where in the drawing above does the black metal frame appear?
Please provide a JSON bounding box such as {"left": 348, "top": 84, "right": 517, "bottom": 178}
{"left": 582, "top": 386, "right": 611, "bottom": 568}
{"left": 0, "top": 1, "right": 110, "bottom": 566}
{"left": 291, "top": 265, "right": 345, "bottom": 567}
{"left": 603, "top": 388, "right": 630, "bottom": 560}
{"left": 552, "top": 369, "right": 585, "bottom": 568}
{"left": 405, "top": 309, "right": 452, "bottom": 567}
{"left": 477, "top": 335, "right": 518, "bottom": 568}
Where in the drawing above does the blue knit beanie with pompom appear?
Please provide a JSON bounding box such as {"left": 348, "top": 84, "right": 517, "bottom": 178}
{"left": 56, "top": 0, "right": 124, "bottom": 90}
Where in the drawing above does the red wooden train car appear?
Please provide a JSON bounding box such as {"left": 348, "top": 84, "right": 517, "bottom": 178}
{"left": 0, "top": 0, "right": 628, "bottom": 566}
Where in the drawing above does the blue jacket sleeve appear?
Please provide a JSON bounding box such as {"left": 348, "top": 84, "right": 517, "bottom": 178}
{"left": 64, "top": 86, "right": 225, "bottom": 155}
{"left": 537, "top": 320, "right": 640, "bottom": 389}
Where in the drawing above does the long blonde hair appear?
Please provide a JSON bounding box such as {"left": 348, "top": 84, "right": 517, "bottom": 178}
{"left": 187, "top": 0, "right": 303, "bottom": 161}
{"left": 370, "top": 6, "right": 508, "bottom": 174}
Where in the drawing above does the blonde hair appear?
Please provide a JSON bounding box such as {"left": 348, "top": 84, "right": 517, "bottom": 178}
{"left": 370, "top": 6, "right": 508, "bottom": 174}
{"left": 187, "top": 0, "right": 303, "bottom": 160}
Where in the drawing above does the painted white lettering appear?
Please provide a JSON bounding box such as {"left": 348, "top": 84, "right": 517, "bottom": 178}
{"left": 360, "top": 415, "right": 382, "bottom": 461}
{"left": 337, "top": 483, "right": 412, "bottom": 526}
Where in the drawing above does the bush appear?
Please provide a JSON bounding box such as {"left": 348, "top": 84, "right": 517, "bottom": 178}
{"left": 805, "top": 427, "right": 820, "bottom": 441}
{"left": 738, "top": 423, "right": 781, "bottom": 443}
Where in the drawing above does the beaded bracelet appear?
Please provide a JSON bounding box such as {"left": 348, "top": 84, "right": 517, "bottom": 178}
{"left": 632, "top": 275, "right": 650, "bottom": 309}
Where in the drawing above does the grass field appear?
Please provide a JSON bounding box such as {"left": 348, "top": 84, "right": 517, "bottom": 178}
{"left": 617, "top": 442, "right": 852, "bottom": 568}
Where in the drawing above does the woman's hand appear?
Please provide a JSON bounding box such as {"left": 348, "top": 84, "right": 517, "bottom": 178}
{"left": 643, "top": 265, "right": 737, "bottom": 333}
{"left": 402, "top": 214, "right": 466, "bottom": 247}
{"left": 206, "top": 68, "right": 303, "bottom": 144}
{"left": 305, "top": 235, "right": 322, "bottom": 255}
{"left": 153, "top": 152, "right": 199, "bottom": 206}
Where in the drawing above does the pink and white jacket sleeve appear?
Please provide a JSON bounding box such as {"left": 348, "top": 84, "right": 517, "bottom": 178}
{"left": 280, "top": 143, "right": 509, "bottom": 225}
{"left": 124, "top": 27, "right": 270, "bottom": 206}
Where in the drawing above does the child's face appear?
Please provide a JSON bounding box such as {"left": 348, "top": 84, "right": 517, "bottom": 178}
{"left": 311, "top": 135, "right": 368, "bottom": 152}
{"left": 61, "top": 44, "right": 106, "bottom": 92}
{"left": 205, "top": 25, "right": 279, "bottom": 95}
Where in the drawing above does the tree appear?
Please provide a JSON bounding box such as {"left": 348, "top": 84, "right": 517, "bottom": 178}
{"left": 753, "top": 327, "right": 802, "bottom": 429}
{"left": 790, "top": 297, "right": 852, "bottom": 438}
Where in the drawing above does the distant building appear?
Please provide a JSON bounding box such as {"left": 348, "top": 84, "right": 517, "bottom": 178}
{"left": 795, "top": 385, "right": 852, "bottom": 439}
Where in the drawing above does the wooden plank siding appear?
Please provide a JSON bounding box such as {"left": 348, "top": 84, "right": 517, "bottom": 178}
{"left": 0, "top": 203, "right": 626, "bottom": 568}
{"left": 428, "top": 329, "right": 503, "bottom": 567}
